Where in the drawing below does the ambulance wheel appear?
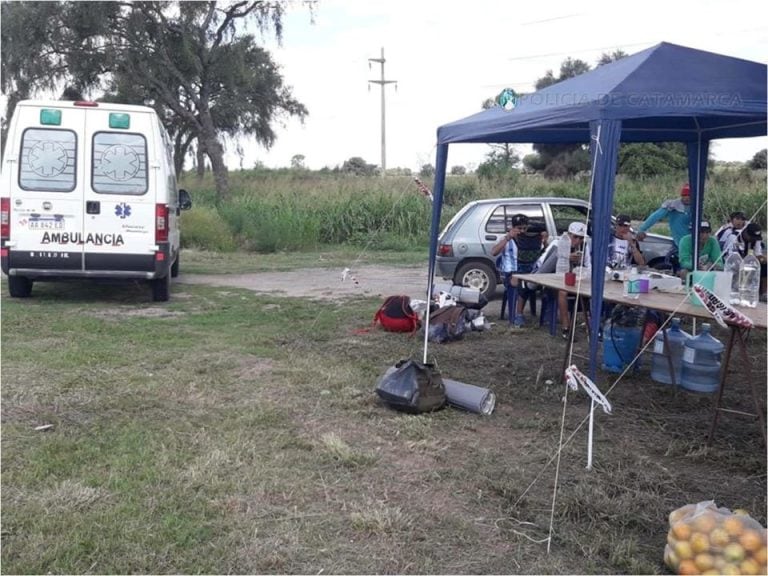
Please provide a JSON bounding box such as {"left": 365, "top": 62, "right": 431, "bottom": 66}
{"left": 171, "top": 252, "right": 180, "bottom": 278}
{"left": 152, "top": 273, "right": 171, "bottom": 302}
{"left": 8, "top": 276, "right": 33, "bottom": 298}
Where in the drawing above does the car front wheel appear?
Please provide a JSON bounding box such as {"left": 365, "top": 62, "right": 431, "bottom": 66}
{"left": 454, "top": 261, "right": 497, "bottom": 300}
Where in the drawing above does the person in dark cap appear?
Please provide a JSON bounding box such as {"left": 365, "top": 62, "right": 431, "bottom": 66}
{"left": 636, "top": 183, "right": 692, "bottom": 247}
{"left": 608, "top": 214, "right": 645, "bottom": 269}
{"left": 678, "top": 220, "right": 722, "bottom": 280}
{"left": 716, "top": 211, "right": 747, "bottom": 254}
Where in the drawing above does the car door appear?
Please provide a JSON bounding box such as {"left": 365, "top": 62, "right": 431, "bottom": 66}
{"left": 83, "top": 108, "right": 156, "bottom": 271}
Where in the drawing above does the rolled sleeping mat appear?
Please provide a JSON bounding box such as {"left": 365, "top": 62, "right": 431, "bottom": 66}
{"left": 432, "top": 282, "right": 481, "bottom": 304}
{"left": 443, "top": 378, "right": 496, "bottom": 415}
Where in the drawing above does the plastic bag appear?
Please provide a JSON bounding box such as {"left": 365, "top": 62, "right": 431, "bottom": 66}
{"left": 664, "top": 500, "right": 767, "bottom": 575}
{"left": 375, "top": 359, "right": 446, "bottom": 414}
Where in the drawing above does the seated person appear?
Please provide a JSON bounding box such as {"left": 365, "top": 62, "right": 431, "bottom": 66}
{"left": 514, "top": 221, "right": 548, "bottom": 320}
{"left": 732, "top": 222, "right": 767, "bottom": 301}
{"left": 678, "top": 221, "right": 723, "bottom": 280}
{"left": 555, "top": 222, "right": 591, "bottom": 340}
{"left": 716, "top": 211, "right": 747, "bottom": 254}
{"left": 609, "top": 214, "right": 645, "bottom": 269}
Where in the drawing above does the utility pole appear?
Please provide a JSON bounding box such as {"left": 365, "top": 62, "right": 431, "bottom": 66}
{"left": 368, "top": 47, "right": 397, "bottom": 174}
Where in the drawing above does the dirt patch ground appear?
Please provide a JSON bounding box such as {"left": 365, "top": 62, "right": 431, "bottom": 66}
{"left": 178, "top": 264, "right": 465, "bottom": 304}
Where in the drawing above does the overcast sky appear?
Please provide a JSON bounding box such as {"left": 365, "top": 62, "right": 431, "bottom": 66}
{"left": 236, "top": 0, "right": 767, "bottom": 171}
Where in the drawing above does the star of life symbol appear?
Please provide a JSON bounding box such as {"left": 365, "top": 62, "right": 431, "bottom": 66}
{"left": 115, "top": 202, "right": 132, "bottom": 219}
{"left": 101, "top": 144, "right": 139, "bottom": 181}
{"left": 29, "top": 141, "right": 68, "bottom": 177}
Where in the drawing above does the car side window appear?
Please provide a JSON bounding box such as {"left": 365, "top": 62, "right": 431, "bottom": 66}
{"left": 486, "top": 204, "right": 545, "bottom": 234}
{"left": 550, "top": 204, "right": 589, "bottom": 235}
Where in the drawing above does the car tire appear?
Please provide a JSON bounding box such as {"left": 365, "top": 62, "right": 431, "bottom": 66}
{"left": 152, "top": 272, "right": 171, "bottom": 302}
{"left": 454, "top": 261, "right": 497, "bottom": 300}
{"left": 171, "top": 252, "right": 180, "bottom": 278}
{"left": 8, "top": 276, "right": 33, "bottom": 298}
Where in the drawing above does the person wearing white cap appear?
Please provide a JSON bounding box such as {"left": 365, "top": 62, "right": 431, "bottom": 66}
{"left": 555, "top": 222, "right": 592, "bottom": 339}
{"left": 678, "top": 220, "right": 722, "bottom": 280}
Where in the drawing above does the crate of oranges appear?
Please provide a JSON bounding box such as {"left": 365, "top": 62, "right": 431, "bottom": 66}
{"left": 664, "top": 501, "right": 767, "bottom": 575}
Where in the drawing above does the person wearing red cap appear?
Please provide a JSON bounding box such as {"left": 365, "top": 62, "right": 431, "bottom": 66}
{"left": 636, "top": 183, "right": 692, "bottom": 247}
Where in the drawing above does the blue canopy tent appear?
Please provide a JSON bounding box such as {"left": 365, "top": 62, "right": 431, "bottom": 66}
{"left": 427, "top": 42, "right": 767, "bottom": 378}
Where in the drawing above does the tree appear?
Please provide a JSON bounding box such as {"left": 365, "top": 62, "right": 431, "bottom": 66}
{"left": 1, "top": 1, "right": 308, "bottom": 202}
{"left": 748, "top": 149, "right": 767, "bottom": 170}
{"left": 479, "top": 95, "right": 521, "bottom": 177}
{"left": 291, "top": 154, "right": 306, "bottom": 170}
{"left": 419, "top": 164, "right": 435, "bottom": 178}
{"left": 341, "top": 157, "right": 377, "bottom": 176}
{"left": 450, "top": 165, "right": 466, "bottom": 175}
{"left": 528, "top": 58, "right": 592, "bottom": 178}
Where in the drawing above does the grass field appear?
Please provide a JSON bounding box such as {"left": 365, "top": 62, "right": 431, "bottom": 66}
{"left": 177, "top": 169, "right": 767, "bottom": 253}
{"left": 1, "top": 251, "right": 766, "bottom": 574}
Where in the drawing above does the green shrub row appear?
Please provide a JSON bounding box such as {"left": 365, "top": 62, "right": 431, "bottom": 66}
{"left": 179, "top": 169, "right": 766, "bottom": 253}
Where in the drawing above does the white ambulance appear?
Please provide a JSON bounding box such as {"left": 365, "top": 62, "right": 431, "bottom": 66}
{"left": 1, "top": 100, "right": 192, "bottom": 301}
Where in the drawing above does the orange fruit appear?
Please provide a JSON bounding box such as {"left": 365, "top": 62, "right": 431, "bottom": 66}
{"left": 691, "top": 532, "right": 710, "bottom": 553}
{"left": 692, "top": 512, "right": 718, "bottom": 533}
{"left": 674, "top": 540, "right": 695, "bottom": 561}
{"left": 740, "top": 529, "right": 766, "bottom": 552}
{"left": 724, "top": 516, "right": 746, "bottom": 537}
{"left": 695, "top": 552, "right": 716, "bottom": 571}
{"left": 721, "top": 563, "right": 741, "bottom": 575}
{"left": 724, "top": 542, "right": 747, "bottom": 563}
{"left": 673, "top": 522, "right": 693, "bottom": 541}
{"left": 710, "top": 527, "right": 732, "bottom": 548}
{"left": 678, "top": 559, "right": 699, "bottom": 576}
{"left": 752, "top": 546, "right": 767, "bottom": 565}
{"left": 740, "top": 558, "right": 761, "bottom": 575}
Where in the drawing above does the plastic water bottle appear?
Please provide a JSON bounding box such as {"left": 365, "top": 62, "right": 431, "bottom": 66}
{"left": 622, "top": 267, "right": 640, "bottom": 300}
{"left": 738, "top": 250, "right": 760, "bottom": 308}
{"left": 724, "top": 251, "right": 743, "bottom": 305}
{"left": 680, "top": 323, "right": 724, "bottom": 393}
{"left": 650, "top": 318, "right": 692, "bottom": 386}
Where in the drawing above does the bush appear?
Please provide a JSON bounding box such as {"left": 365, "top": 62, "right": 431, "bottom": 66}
{"left": 180, "top": 207, "right": 237, "bottom": 252}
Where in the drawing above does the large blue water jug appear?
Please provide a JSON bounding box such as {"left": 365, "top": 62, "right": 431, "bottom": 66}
{"left": 650, "top": 318, "right": 692, "bottom": 386}
{"left": 602, "top": 319, "right": 643, "bottom": 373}
{"left": 680, "top": 323, "right": 724, "bottom": 393}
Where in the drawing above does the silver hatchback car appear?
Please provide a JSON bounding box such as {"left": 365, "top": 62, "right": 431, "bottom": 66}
{"left": 436, "top": 197, "right": 675, "bottom": 298}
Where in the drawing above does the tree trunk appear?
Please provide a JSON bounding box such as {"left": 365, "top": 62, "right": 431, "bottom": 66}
{"left": 199, "top": 130, "right": 228, "bottom": 202}
{"left": 196, "top": 143, "right": 206, "bottom": 180}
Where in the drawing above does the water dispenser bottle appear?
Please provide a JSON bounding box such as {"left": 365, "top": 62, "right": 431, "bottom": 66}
{"left": 680, "top": 323, "right": 724, "bottom": 393}
{"left": 650, "top": 317, "right": 692, "bottom": 386}
{"left": 724, "top": 251, "right": 742, "bottom": 305}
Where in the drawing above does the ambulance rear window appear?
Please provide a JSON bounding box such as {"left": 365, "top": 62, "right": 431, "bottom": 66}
{"left": 18, "top": 128, "right": 77, "bottom": 192}
{"left": 92, "top": 132, "right": 148, "bottom": 195}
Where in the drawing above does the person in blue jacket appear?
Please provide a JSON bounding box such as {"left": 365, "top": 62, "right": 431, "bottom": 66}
{"left": 636, "top": 183, "right": 692, "bottom": 247}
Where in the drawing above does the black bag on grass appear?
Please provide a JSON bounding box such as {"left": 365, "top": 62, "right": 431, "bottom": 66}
{"left": 375, "top": 359, "right": 446, "bottom": 413}
{"left": 427, "top": 305, "right": 469, "bottom": 343}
